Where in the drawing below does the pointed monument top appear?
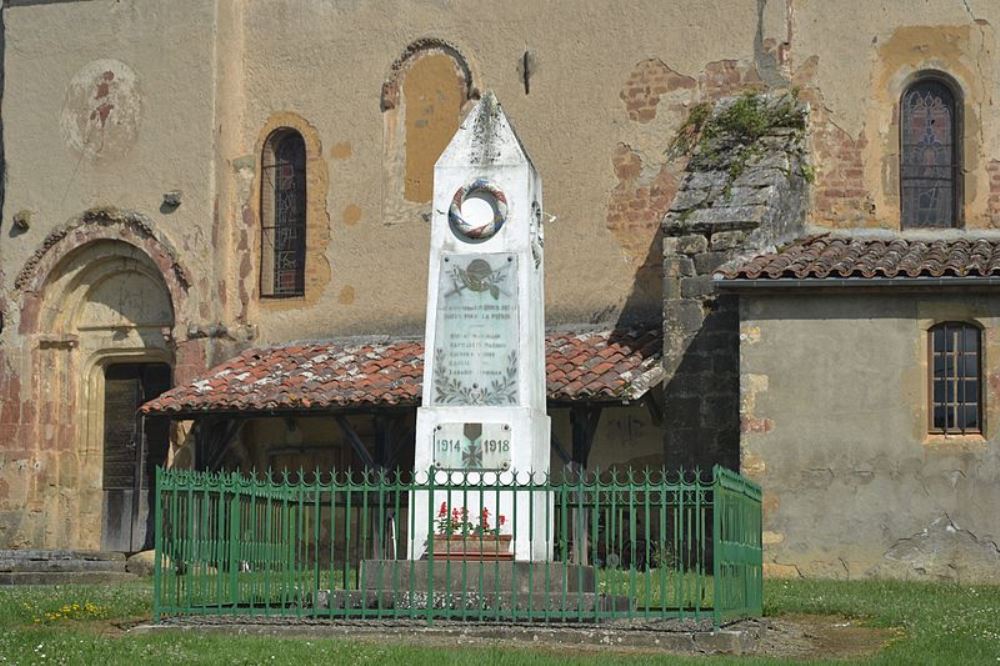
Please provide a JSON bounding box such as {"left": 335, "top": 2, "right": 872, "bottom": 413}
{"left": 437, "top": 91, "right": 534, "bottom": 169}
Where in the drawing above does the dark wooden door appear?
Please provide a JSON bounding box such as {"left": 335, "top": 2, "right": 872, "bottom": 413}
{"left": 101, "top": 363, "right": 171, "bottom": 552}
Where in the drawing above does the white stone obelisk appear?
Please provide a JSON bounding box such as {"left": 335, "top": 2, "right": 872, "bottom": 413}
{"left": 413, "top": 93, "right": 550, "bottom": 561}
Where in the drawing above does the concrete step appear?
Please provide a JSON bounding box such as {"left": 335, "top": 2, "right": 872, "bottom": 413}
{"left": 0, "top": 571, "right": 139, "bottom": 586}
{"left": 0, "top": 549, "right": 125, "bottom": 563}
{"left": 315, "top": 588, "right": 632, "bottom": 615}
{"left": 360, "top": 560, "right": 597, "bottom": 594}
{"left": 0, "top": 558, "right": 127, "bottom": 573}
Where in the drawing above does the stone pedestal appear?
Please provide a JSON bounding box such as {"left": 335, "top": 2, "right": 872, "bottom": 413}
{"left": 413, "top": 93, "right": 550, "bottom": 561}
{"left": 315, "top": 561, "right": 632, "bottom": 616}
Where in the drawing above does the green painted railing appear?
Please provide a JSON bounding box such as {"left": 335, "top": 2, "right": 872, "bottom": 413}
{"left": 153, "top": 466, "right": 761, "bottom": 627}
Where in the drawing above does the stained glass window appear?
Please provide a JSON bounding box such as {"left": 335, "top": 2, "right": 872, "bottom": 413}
{"left": 930, "top": 322, "right": 981, "bottom": 434}
{"left": 901, "top": 80, "right": 959, "bottom": 228}
{"left": 261, "top": 130, "right": 307, "bottom": 297}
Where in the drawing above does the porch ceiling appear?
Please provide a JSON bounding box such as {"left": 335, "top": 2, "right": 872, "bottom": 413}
{"left": 141, "top": 326, "right": 663, "bottom": 417}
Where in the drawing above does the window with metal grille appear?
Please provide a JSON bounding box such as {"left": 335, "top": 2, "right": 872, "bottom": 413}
{"left": 930, "top": 322, "right": 981, "bottom": 434}
{"left": 900, "top": 78, "right": 960, "bottom": 229}
{"left": 261, "top": 129, "right": 307, "bottom": 297}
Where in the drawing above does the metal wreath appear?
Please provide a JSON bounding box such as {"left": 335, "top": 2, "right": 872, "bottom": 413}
{"left": 448, "top": 178, "right": 508, "bottom": 240}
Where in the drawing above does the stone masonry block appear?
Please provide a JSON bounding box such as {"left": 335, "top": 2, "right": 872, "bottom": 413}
{"left": 669, "top": 188, "right": 710, "bottom": 212}
{"left": 663, "top": 276, "right": 683, "bottom": 300}
{"left": 665, "top": 397, "right": 701, "bottom": 428}
{"left": 684, "top": 170, "right": 729, "bottom": 191}
{"left": 694, "top": 251, "right": 730, "bottom": 274}
{"left": 677, "top": 353, "right": 713, "bottom": 374}
{"left": 663, "top": 255, "right": 695, "bottom": 277}
{"left": 664, "top": 300, "right": 704, "bottom": 334}
{"left": 719, "top": 185, "right": 778, "bottom": 208}
{"left": 731, "top": 167, "right": 789, "bottom": 188}
{"left": 675, "top": 206, "right": 767, "bottom": 233}
{"left": 676, "top": 234, "right": 708, "bottom": 255}
{"left": 710, "top": 230, "right": 746, "bottom": 251}
{"left": 680, "top": 275, "right": 716, "bottom": 299}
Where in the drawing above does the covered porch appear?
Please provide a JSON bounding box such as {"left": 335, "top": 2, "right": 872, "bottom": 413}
{"left": 141, "top": 326, "right": 667, "bottom": 480}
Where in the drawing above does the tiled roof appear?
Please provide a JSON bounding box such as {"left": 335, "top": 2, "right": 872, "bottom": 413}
{"left": 142, "top": 327, "right": 663, "bottom": 416}
{"left": 716, "top": 235, "right": 1000, "bottom": 281}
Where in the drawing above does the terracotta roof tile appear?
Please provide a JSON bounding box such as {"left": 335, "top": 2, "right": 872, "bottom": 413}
{"left": 717, "top": 235, "right": 1000, "bottom": 281}
{"left": 142, "top": 327, "right": 663, "bottom": 416}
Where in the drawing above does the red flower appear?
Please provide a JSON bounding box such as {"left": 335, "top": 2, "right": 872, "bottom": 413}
{"left": 438, "top": 502, "right": 447, "bottom": 517}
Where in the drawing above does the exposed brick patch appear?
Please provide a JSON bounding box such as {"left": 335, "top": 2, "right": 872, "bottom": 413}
{"left": 793, "top": 56, "right": 873, "bottom": 226}
{"left": 701, "top": 60, "right": 764, "bottom": 101}
{"left": 810, "top": 117, "right": 870, "bottom": 223}
{"left": 988, "top": 160, "right": 1000, "bottom": 227}
{"left": 607, "top": 144, "right": 679, "bottom": 262}
{"left": 174, "top": 339, "right": 209, "bottom": 387}
{"left": 620, "top": 59, "right": 695, "bottom": 123}
{"left": 741, "top": 415, "right": 774, "bottom": 434}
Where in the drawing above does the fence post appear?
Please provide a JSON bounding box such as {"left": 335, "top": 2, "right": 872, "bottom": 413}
{"left": 711, "top": 464, "right": 722, "bottom": 629}
{"left": 153, "top": 466, "right": 163, "bottom": 623}
{"left": 229, "top": 473, "right": 241, "bottom": 610}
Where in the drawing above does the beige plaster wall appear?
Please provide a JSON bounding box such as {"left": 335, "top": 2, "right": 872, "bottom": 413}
{"left": 741, "top": 292, "right": 1000, "bottom": 582}
{"left": 1, "top": 0, "right": 220, "bottom": 334}
{"left": 224, "top": 0, "right": 767, "bottom": 341}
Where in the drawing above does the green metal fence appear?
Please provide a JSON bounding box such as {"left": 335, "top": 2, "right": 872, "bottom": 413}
{"left": 153, "top": 465, "right": 761, "bottom": 627}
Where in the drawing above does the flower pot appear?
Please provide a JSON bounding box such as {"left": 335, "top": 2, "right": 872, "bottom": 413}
{"left": 430, "top": 534, "right": 514, "bottom": 561}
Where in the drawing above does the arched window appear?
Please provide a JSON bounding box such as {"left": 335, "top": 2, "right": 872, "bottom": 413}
{"left": 930, "top": 322, "right": 981, "bottom": 434}
{"left": 900, "top": 78, "right": 960, "bottom": 229}
{"left": 261, "top": 129, "right": 307, "bottom": 297}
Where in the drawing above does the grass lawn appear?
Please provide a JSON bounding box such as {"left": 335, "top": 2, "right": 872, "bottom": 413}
{"left": 0, "top": 578, "right": 998, "bottom": 664}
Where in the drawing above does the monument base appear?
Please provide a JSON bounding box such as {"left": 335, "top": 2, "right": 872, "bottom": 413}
{"left": 314, "top": 560, "right": 633, "bottom": 617}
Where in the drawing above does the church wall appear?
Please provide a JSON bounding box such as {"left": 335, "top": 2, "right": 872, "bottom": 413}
{"left": 3, "top": 0, "right": 1000, "bottom": 552}
{"left": 227, "top": 0, "right": 769, "bottom": 342}
{"left": 0, "top": 0, "right": 221, "bottom": 548}
{"left": 740, "top": 292, "right": 1000, "bottom": 582}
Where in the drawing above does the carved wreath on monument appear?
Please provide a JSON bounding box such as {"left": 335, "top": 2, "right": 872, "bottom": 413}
{"left": 448, "top": 178, "right": 508, "bottom": 240}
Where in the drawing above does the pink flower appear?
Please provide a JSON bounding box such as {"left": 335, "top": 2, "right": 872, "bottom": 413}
{"left": 498, "top": 515, "right": 506, "bottom": 527}
{"left": 438, "top": 502, "right": 447, "bottom": 517}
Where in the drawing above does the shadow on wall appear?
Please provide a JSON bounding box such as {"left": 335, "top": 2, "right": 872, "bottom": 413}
{"left": 613, "top": 229, "right": 664, "bottom": 330}
{"left": 662, "top": 293, "right": 741, "bottom": 473}
{"left": 0, "top": 10, "right": 5, "bottom": 226}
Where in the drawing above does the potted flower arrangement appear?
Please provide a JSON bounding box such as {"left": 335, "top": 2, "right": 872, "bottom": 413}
{"left": 431, "top": 503, "right": 513, "bottom": 560}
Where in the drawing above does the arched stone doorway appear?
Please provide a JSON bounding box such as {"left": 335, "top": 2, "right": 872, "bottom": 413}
{"left": 34, "top": 239, "right": 176, "bottom": 551}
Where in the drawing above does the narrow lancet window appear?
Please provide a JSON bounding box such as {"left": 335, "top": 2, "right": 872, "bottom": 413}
{"left": 261, "top": 130, "right": 307, "bottom": 297}
{"left": 901, "top": 79, "right": 959, "bottom": 228}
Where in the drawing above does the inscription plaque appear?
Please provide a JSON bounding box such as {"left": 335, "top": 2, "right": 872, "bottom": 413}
{"left": 433, "top": 422, "right": 512, "bottom": 470}
{"left": 432, "top": 253, "right": 519, "bottom": 406}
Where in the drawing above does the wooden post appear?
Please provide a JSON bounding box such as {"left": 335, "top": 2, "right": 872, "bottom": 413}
{"left": 568, "top": 404, "right": 602, "bottom": 565}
